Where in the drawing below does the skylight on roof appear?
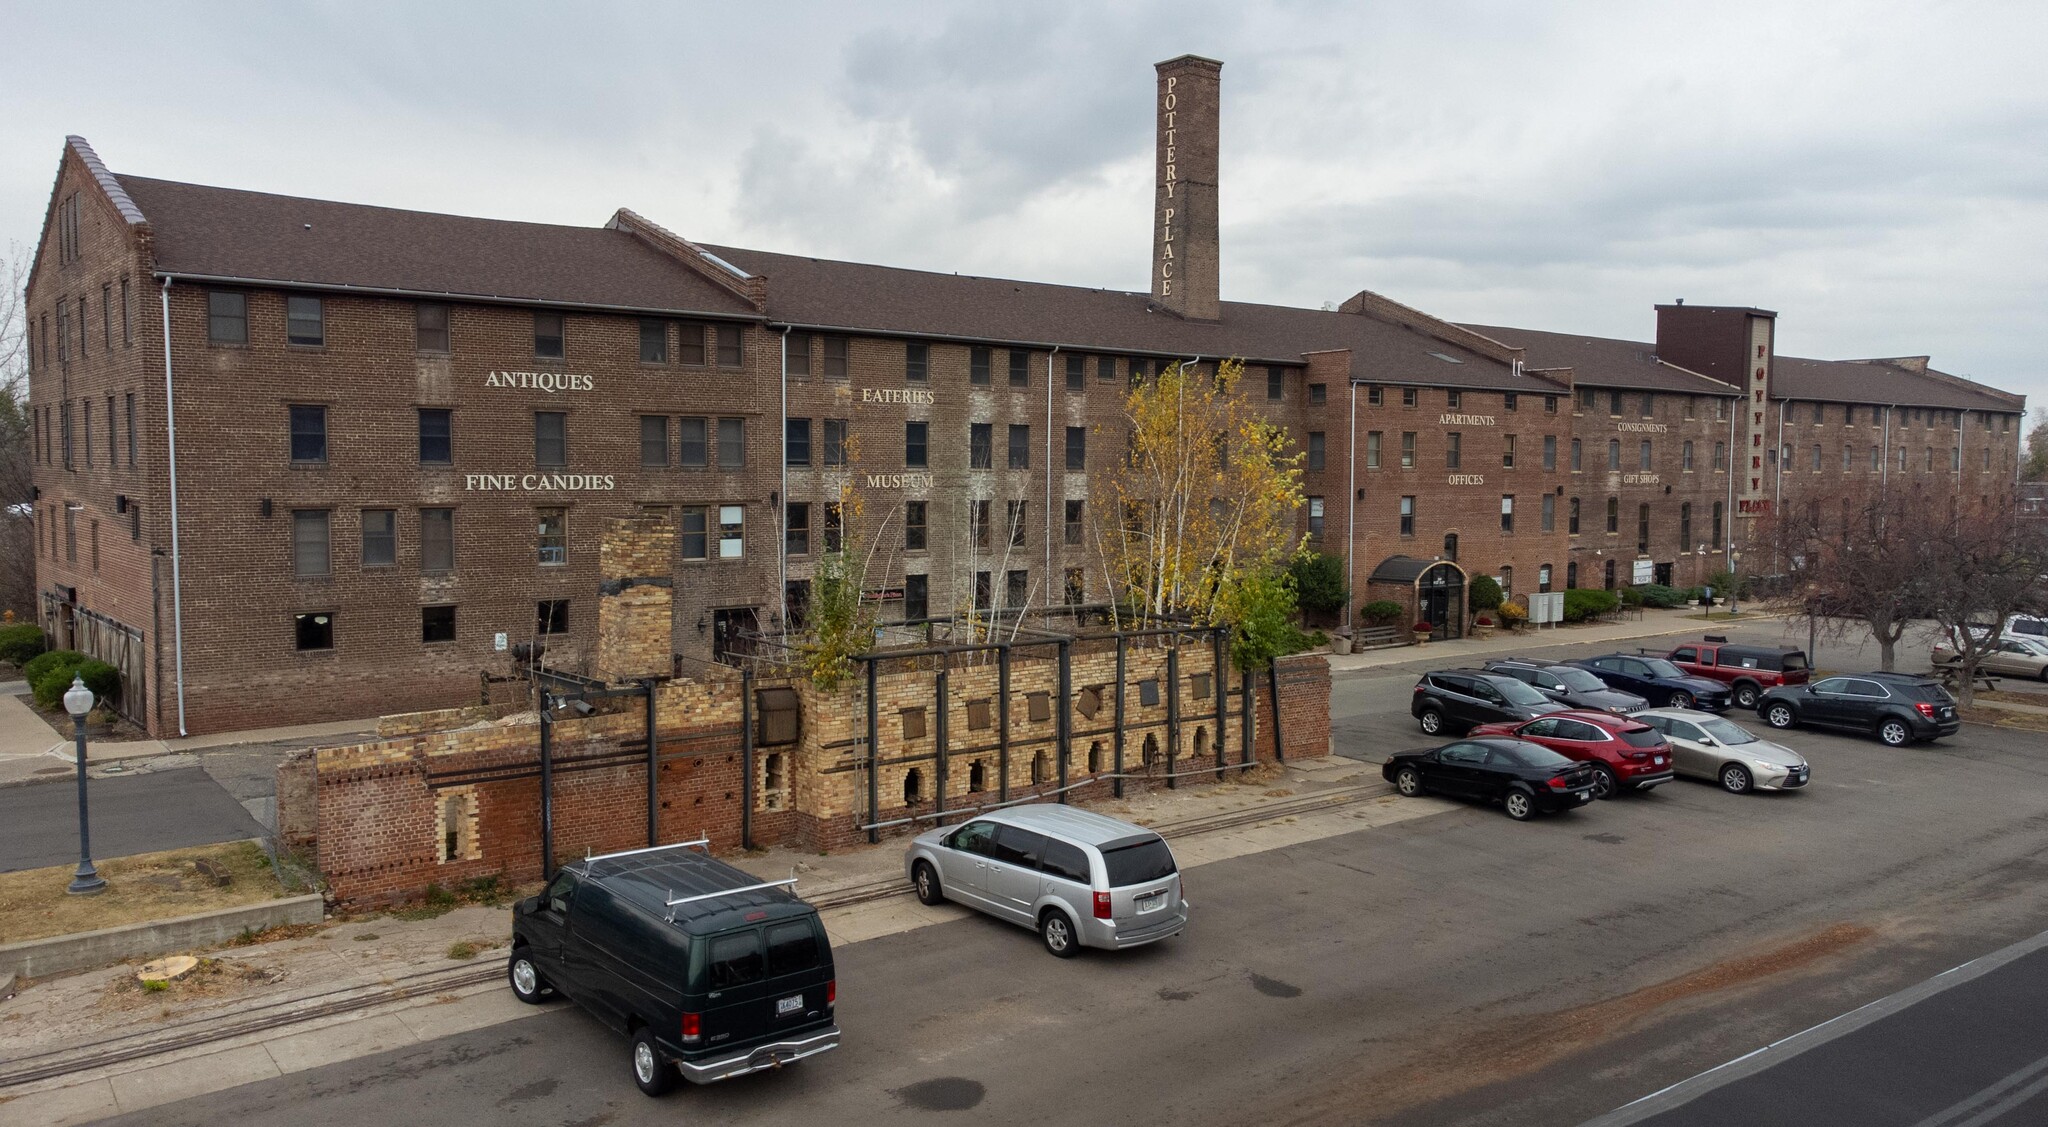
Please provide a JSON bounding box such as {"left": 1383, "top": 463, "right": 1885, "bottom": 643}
{"left": 1426, "top": 351, "right": 1464, "bottom": 364}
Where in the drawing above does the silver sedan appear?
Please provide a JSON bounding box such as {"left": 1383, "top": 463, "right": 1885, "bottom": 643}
{"left": 1634, "top": 708, "right": 1811, "bottom": 794}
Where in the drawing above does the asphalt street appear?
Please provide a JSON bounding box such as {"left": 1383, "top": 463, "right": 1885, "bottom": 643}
{"left": 80, "top": 633, "right": 2048, "bottom": 1126}
{"left": 0, "top": 766, "right": 268, "bottom": 872}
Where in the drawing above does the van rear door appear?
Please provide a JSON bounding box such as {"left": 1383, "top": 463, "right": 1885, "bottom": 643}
{"left": 697, "top": 919, "right": 832, "bottom": 1053}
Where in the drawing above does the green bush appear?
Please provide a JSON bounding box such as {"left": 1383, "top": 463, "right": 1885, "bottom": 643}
{"left": 0, "top": 624, "right": 46, "bottom": 668}
{"left": 1704, "top": 570, "right": 1750, "bottom": 600}
{"left": 1561, "top": 588, "right": 1620, "bottom": 623}
{"left": 77, "top": 659, "right": 120, "bottom": 702}
{"left": 1287, "top": 551, "right": 1348, "bottom": 617}
{"left": 1619, "top": 586, "right": 1644, "bottom": 607}
{"left": 27, "top": 654, "right": 117, "bottom": 711}
{"left": 1468, "top": 575, "right": 1504, "bottom": 613}
{"left": 1630, "top": 583, "right": 1695, "bottom": 609}
{"left": 1360, "top": 600, "right": 1405, "bottom": 625}
{"left": 22, "top": 649, "right": 85, "bottom": 685}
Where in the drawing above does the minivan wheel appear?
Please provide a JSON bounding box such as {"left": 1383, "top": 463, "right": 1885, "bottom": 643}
{"left": 508, "top": 952, "right": 551, "bottom": 1004}
{"left": 1765, "top": 704, "right": 1796, "bottom": 730}
{"left": 1419, "top": 708, "right": 1444, "bottom": 735}
{"left": 1503, "top": 790, "right": 1536, "bottom": 821}
{"left": 912, "top": 861, "right": 943, "bottom": 906}
{"left": 1733, "top": 683, "right": 1761, "bottom": 710}
{"left": 1040, "top": 909, "right": 1081, "bottom": 959}
{"left": 1720, "top": 764, "right": 1753, "bottom": 794}
{"left": 1589, "top": 764, "right": 1618, "bottom": 801}
{"left": 631, "top": 1026, "right": 677, "bottom": 1096}
{"left": 1668, "top": 690, "right": 1694, "bottom": 710}
{"left": 1395, "top": 766, "right": 1424, "bottom": 797}
{"left": 1878, "top": 719, "right": 1912, "bottom": 747}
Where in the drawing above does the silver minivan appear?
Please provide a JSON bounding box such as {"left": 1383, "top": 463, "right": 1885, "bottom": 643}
{"left": 903, "top": 805, "right": 1188, "bottom": 958}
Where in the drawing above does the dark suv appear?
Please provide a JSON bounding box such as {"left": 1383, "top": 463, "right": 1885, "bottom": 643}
{"left": 1412, "top": 669, "right": 1568, "bottom": 736}
{"left": 509, "top": 841, "right": 840, "bottom": 1095}
{"left": 1569, "top": 654, "right": 1732, "bottom": 712}
{"left": 1483, "top": 659, "right": 1649, "bottom": 714}
{"left": 1757, "top": 673, "right": 1959, "bottom": 747}
{"left": 1665, "top": 638, "right": 1809, "bottom": 709}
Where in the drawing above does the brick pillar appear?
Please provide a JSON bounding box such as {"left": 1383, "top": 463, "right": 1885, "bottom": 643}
{"left": 595, "top": 516, "right": 676, "bottom": 682}
{"left": 1152, "top": 54, "right": 1223, "bottom": 322}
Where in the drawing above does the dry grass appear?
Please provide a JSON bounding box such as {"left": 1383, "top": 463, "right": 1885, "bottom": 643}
{"left": 0, "top": 840, "right": 285, "bottom": 946}
{"left": 1961, "top": 706, "right": 2048, "bottom": 733}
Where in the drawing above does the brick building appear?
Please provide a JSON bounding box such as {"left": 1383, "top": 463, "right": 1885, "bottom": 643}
{"left": 24, "top": 55, "right": 2026, "bottom": 735}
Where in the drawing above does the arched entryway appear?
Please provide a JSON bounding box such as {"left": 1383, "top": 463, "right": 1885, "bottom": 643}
{"left": 1366, "top": 555, "right": 1470, "bottom": 641}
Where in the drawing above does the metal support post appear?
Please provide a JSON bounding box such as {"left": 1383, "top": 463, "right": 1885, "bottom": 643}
{"left": 1268, "top": 662, "right": 1286, "bottom": 763}
{"left": 1213, "top": 628, "right": 1228, "bottom": 779}
{"left": 539, "top": 700, "right": 555, "bottom": 880}
{"left": 865, "top": 660, "right": 880, "bottom": 845}
{"left": 740, "top": 667, "right": 755, "bottom": 850}
{"left": 1113, "top": 635, "right": 1127, "bottom": 799}
{"left": 1165, "top": 646, "right": 1181, "bottom": 789}
{"left": 935, "top": 666, "right": 951, "bottom": 819}
{"left": 1056, "top": 639, "right": 1072, "bottom": 802}
{"left": 645, "top": 679, "right": 660, "bottom": 848}
{"left": 997, "top": 645, "right": 1012, "bottom": 803}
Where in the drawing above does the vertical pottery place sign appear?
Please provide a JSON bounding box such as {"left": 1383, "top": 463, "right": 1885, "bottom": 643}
{"left": 1158, "top": 75, "right": 1180, "bottom": 298}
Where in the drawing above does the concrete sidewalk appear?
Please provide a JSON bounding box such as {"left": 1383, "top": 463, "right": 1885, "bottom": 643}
{"left": 1323, "top": 606, "right": 1793, "bottom": 676}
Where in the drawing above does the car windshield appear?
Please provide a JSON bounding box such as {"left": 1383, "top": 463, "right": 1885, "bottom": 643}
{"left": 1643, "top": 659, "right": 1686, "bottom": 679}
{"left": 1101, "top": 838, "right": 1177, "bottom": 887}
{"left": 1498, "top": 742, "right": 1573, "bottom": 769}
{"left": 1552, "top": 668, "right": 1607, "bottom": 692}
{"left": 1618, "top": 729, "right": 1664, "bottom": 749}
{"left": 1494, "top": 679, "right": 1549, "bottom": 706}
{"left": 1696, "top": 717, "right": 1759, "bottom": 745}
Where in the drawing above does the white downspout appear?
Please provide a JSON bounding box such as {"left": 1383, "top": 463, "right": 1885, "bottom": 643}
{"left": 1724, "top": 397, "right": 1737, "bottom": 563}
{"left": 1344, "top": 378, "right": 1358, "bottom": 631}
{"left": 778, "top": 327, "right": 789, "bottom": 638}
{"left": 1046, "top": 345, "right": 1058, "bottom": 609}
{"left": 159, "top": 278, "right": 187, "bottom": 736}
{"left": 1774, "top": 398, "right": 1785, "bottom": 571}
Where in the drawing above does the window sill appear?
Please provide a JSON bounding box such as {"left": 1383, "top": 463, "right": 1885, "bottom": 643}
{"left": 290, "top": 461, "right": 329, "bottom": 469}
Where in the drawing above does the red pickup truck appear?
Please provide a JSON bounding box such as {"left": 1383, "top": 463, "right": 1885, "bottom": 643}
{"left": 1664, "top": 638, "right": 1810, "bottom": 710}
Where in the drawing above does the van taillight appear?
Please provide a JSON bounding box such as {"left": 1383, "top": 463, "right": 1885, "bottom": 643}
{"left": 827, "top": 979, "right": 837, "bottom": 1007}
{"left": 1093, "top": 891, "right": 1113, "bottom": 919}
{"left": 681, "top": 1012, "right": 701, "bottom": 1044}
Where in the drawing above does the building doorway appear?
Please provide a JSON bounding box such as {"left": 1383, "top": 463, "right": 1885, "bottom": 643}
{"left": 1654, "top": 562, "right": 1674, "bottom": 586}
{"left": 712, "top": 607, "right": 758, "bottom": 665}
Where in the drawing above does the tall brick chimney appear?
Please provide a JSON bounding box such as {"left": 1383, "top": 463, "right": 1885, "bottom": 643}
{"left": 1152, "top": 55, "right": 1223, "bottom": 322}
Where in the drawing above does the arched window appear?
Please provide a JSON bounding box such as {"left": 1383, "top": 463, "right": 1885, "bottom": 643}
{"left": 1607, "top": 439, "right": 1621, "bottom": 470}
{"left": 903, "top": 768, "right": 923, "bottom": 805}
{"left": 1637, "top": 504, "right": 1650, "bottom": 552}
{"left": 1566, "top": 561, "right": 1579, "bottom": 589}
{"left": 1603, "top": 559, "right": 1617, "bottom": 589}
{"left": 1499, "top": 566, "right": 1513, "bottom": 598}
{"left": 968, "top": 760, "right": 986, "bottom": 792}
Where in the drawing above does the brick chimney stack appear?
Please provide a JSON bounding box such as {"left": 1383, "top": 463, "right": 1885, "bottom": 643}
{"left": 1152, "top": 55, "right": 1223, "bottom": 322}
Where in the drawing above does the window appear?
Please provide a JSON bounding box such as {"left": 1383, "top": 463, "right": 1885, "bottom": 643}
{"left": 361, "top": 509, "right": 396, "bottom": 567}
{"left": 534, "top": 412, "right": 567, "bottom": 467}
{"left": 899, "top": 340, "right": 927, "bottom": 383}
{"left": 1003, "top": 348, "right": 1027, "bottom": 387}
{"left": 1606, "top": 496, "right": 1619, "bottom": 534}
{"left": 714, "top": 324, "right": 743, "bottom": 367}
{"left": 1065, "top": 499, "right": 1084, "bottom": 545}
{"left": 1607, "top": 439, "right": 1621, "bottom": 470}
{"left": 677, "top": 323, "right": 707, "bottom": 366}
{"left": 1609, "top": 391, "right": 1624, "bottom": 416}
{"left": 1401, "top": 432, "right": 1416, "bottom": 469}
{"left": 786, "top": 418, "right": 811, "bottom": 466}
{"left": 1568, "top": 495, "right": 1582, "bottom": 534}
{"left": 1811, "top": 444, "right": 1822, "bottom": 471}
{"left": 1714, "top": 441, "right": 1727, "bottom": 471}
{"left": 538, "top": 599, "right": 570, "bottom": 636}
{"left": 421, "top": 508, "right": 455, "bottom": 572}
{"left": 1366, "top": 431, "right": 1382, "bottom": 470}
{"left": 1008, "top": 424, "right": 1030, "bottom": 469}
{"left": 1500, "top": 495, "right": 1515, "bottom": 533}
{"left": 1065, "top": 354, "right": 1085, "bottom": 392}
{"left": 1446, "top": 389, "right": 1463, "bottom": 410}
{"left": 1953, "top": 446, "right": 1962, "bottom": 471}
{"left": 814, "top": 502, "right": 840, "bottom": 553}
{"left": 1267, "top": 368, "right": 1285, "bottom": 401}
{"left": 294, "top": 612, "right": 334, "bottom": 651}
{"left": 1061, "top": 425, "right": 1087, "bottom": 471}
{"left": 1871, "top": 445, "right": 1881, "bottom": 472}
{"left": 533, "top": 312, "right": 564, "bottom": 358}
{"left": 822, "top": 335, "right": 849, "bottom": 378}
{"left": 1006, "top": 569, "right": 1029, "bottom": 608}
{"left": 635, "top": 415, "right": 669, "bottom": 467}
{"left": 816, "top": 418, "right": 844, "bottom": 466}
{"left": 782, "top": 331, "right": 811, "bottom": 376}
{"left": 1128, "top": 358, "right": 1148, "bottom": 386}
{"left": 970, "top": 346, "right": 991, "bottom": 385}
{"left": 60, "top": 401, "right": 71, "bottom": 469}
{"left": 420, "top": 408, "right": 453, "bottom": 465}
{"left": 1637, "top": 503, "right": 1650, "bottom": 552}
{"left": 1307, "top": 432, "right": 1326, "bottom": 471}
{"left": 101, "top": 284, "right": 114, "bottom": 350}
{"left": 1097, "top": 355, "right": 1117, "bottom": 383}
{"left": 207, "top": 291, "right": 246, "bottom": 344}
{"left": 416, "top": 303, "right": 449, "bottom": 353}
{"left": 1541, "top": 493, "right": 1555, "bottom": 532}
{"left": 422, "top": 605, "right": 456, "bottom": 644}
{"left": 289, "top": 405, "right": 327, "bottom": 464}
{"left": 1402, "top": 387, "right": 1418, "bottom": 408}
{"left": 905, "top": 420, "right": 928, "bottom": 468}
{"left": 1499, "top": 565, "right": 1513, "bottom": 597}
{"left": 1576, "top": 386, "right": 1595, "bottom": 412}
{"left": 1503, "top": 434, "right": 1517, "bottom": 469}
{"left": 637, "top": 318, "right": 667, "bottom": 363}
{"left": 124, "top": 394, "right": 136, "bottom": 466}
{"left": 905, "top": 574, "right": 929, "bottom": 620}
{"left": 718, "top": 505, "right": 744, "bottom": 558}
{"left": 1680, "top": 502, "right": 1692, "bottom": 547}
{"left": 680, "top": 507, "right": 708, "bottom": 560}
{"left": 975, "top": 571, "right": 992, "bottom": 609}
{"left": 717, "top": 417, "right": 744, "bottom": 469}
{"left": 536, "top": 508, "right": 565, "bottom": 565}
{"left": 973, "top": 500, "right": 992, "bottom": 548}
{"left": 1640, "top": 439, "right": 1653, "bottom": 470}
{"left": 1064, "top": 568, "right": 1086, "bottom": 607}
{"left": 1503, "top": 391, "right": 1518, "bottom": 413}
{"left": 679, "top": 417, "right": 707, "bottom": 467}
{"left": 1308, "top": 497, "right": 1325, "bottom": 538}
{"left": 1446, "top": 432, "right": 1462, "bottom": 470}
{"left": 970, "top": 423, "right": 992, "bottom": 469}
{"left": 1007, "top": 500, "right": 1027, "bottom": 547}
{"left": 1399, "top": 496, "right": 1415, "bottom": 536}
{"left": 1640, "top": 393, "right": 1656, "bottom": 418}
{"left": 1367, "top": 385, "right": 1383, "bottom": 406}
{"left": 83, "top": 402, "right": 91, "bottom": 468}
{"left": 1541, "top": 435, "right": 1555, "bottom": 471}
{"left": 293, "top": 510, "right": 331, "bottom": 577}
{"left": 905, "top": 501, "right": 927, "bottom": 551}
{"left": 1310, "top": 383, "right": 1327, "bottom": 404}
{"left": 1443, "top": 533, "right": 1459, "bottom": 561}
{"left": 284, "top": 295, "right": 324, "bottom": 346}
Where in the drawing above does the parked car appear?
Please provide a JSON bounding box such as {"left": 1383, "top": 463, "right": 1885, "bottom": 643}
{"left": 1757, "top": 673, "right": 1959, "bottom": 747}
{"left": 1382, "top": 737, "right": 1598, "bottom": 820}
{"left": 1664, "top": 638, "right": 1809, "bottom": 709}
{"left": 1569, "top": 653, "right": 1732, "bottom": 712}
{"left": 1483, "top": 658, "right": 1649, "bottom": 714}
{"left": 904, "top": 804, "right": 1187, "bottom": 958}
{"left": 509, "top": 841, "right": 840, "bottom": 1095}
{"left": 2005, "top": 614, "right": 2048, "bottom": 642}
{"left": 1467, "top": 710, "right": 1676, "bottom": 799}
{"left": 1410, "top": 669, "right": 1569, "bottom": 736}
{"left": 1931, "top": 637, "right": 2048, "bottom": 681}
{"left": 1634, "top": 708, "right": 1810, "bottom": 794}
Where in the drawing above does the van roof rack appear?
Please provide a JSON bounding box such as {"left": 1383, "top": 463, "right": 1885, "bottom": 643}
{"left": 663, "top": 871, "right": 799, "bottom": 922}
{"left": 581, "top": 838, "right": 711, "bottom": 866}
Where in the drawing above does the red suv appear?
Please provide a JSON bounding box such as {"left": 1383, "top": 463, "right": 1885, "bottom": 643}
{"left": 1664, "top": 638, "right": 1809, "bottom": 710}
{"left": 1468, "top": 710, "right": 1676, "bottom": 800}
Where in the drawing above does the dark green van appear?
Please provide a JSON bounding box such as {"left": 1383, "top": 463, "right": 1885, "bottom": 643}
{"left": 507, "top": 840, "right": 840, "bottom": 1095}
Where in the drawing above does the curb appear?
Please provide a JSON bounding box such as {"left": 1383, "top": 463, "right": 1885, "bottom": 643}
{"left": 0, "top": 893, "right": 326, "bottom": 980}
{"left": 1327, "top": 612, "right": 1796, "bottom": 678}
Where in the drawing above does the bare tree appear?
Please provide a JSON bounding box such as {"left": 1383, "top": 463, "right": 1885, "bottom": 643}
{"left": 1774, "top": 479, "right": 1931, "bottom": 671}
{"left": 1921, "top": 502, "right": 2048, "bottom": 706}
{"left": 0, "top": 244, "right": 33, "bottom": 620}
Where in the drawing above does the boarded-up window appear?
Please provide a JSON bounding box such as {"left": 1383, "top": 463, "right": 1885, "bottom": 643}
{"left": 1190, "top": 673, "right": 1212, "bottom": 700}
{"left": 900, "top": 707, "right": 927, "bottom": 740}
{"left": 1077, "top": 686, "right": 1102, "bottom": 719}
{"left": 756, "top": 687, "right": 801, "bottom": 746}
{"left": 1027, "top": 692, "right": 1050, "bottom": 722}
{"left": 967, "top": 699, "right": 992, "bottom": 730}
{"left": 1138, "top": 680, "right": 1160, "bottom": 707}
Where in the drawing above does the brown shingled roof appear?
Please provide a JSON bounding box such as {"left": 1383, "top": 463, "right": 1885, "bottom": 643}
{"left": 1771, "top": 355, "right": 2022, "bottom": 413}
{"left": 116, "top": 175, "right": 761, "bottom": 318}
{"left": 1459, "top": 323, "right": 1740, "bottom": 397}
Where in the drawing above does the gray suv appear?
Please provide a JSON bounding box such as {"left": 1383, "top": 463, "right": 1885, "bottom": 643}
{"left": 904, "top": 805, "right": 1188, "bottom": 958}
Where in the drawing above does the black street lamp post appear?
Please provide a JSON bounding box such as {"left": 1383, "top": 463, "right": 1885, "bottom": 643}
{"left": 64, "top": 674, "right": 106, "bottom": 896}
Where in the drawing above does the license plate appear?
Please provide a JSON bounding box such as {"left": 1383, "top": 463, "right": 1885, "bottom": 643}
{"left": 776, "top": 994, "right": 803, "bottom": 1016}
{"left": 1578, "top": 791, "right": 1592, "bottom": 802}
{"left": 1137, "top": 891, "right": 1166, "bottom": 913}
{"left": 1654, "top": 755, "right": 1666, "bottom": 764}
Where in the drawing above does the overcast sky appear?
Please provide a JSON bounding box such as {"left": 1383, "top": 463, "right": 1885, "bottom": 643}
{"left": 6, "top": 0, "right": 2044, "bottom": 408}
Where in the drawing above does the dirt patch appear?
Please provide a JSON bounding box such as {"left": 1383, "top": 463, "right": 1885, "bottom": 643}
{"left": 1961, "top": 706, "right": 2048, "bottom": 733}
{"left": 96, "top": 956, "right": 285, "bottom": 1013}
{"left": 0, "top": 840, "right": 285, "bottom": 946}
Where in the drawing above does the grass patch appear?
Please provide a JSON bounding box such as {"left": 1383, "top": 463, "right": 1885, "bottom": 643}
{"left": 0, "top": 840, "right": 285, "bottom": 946}
{"left": 1961, "top": 706, "right": 2048, "bottom": 733}
{"left": 384, "top": 875, "right": 508, "bottom": 921}
{"left": 446, "top": 941, "right": 478, "bottom": 960}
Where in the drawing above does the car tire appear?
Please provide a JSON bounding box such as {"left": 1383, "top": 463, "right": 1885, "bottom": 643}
{"left": 1418, "top": 707, "right": 1444, "bottom": 736}
{"left": 912, "top": 861, "right": 944, "bottom": 906}
{"left": 1720, "top": 763, "right": 1753, "bottom": 794}
{"left": 1589, "top": 764, "right": 1618, "bottom": 801}
{"left": 1040, "top": 909, "right": 1081, "bottom": 959}
{"left": 631, "top": 1025, "right": 677, "bottom": 1097}
{"left": 508, "top": 950, "right": 552, "bottom": 1004}
{"left": 1503, "top": 789, "right": 1536, "bottom": 821}
{"left": 1764, "top": 703, "right": 1797, "bottom": 730}
{"left": 1733, "top": 682, "right": 1761, "bottom": 710}
{"left": 1394, "top": 766, "right": 1424, "bottom": 797}
{"left": 1668, "top": 690, "right": 1694, "bottom": 710}
{"left": 1877, "top": 718, "right": 1913, "bottom": 747}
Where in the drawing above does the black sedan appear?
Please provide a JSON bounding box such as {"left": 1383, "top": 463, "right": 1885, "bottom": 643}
{"left": 1382, "top": 737, "right": 1600, "bottom": 821}
{"left": 1569, "top": 654, "right": 1732, "bottom": 712}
